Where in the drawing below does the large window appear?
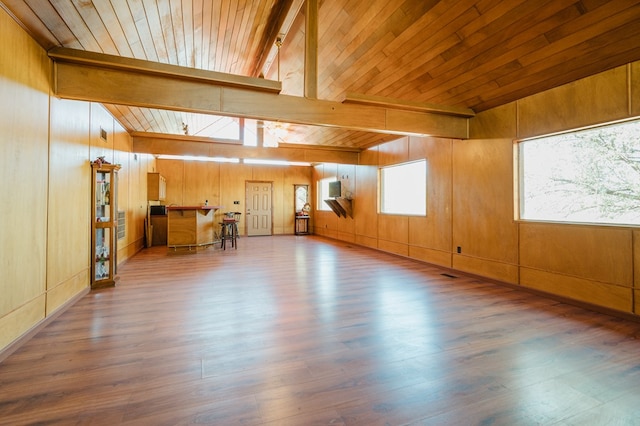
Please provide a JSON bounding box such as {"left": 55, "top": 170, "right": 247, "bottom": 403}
{"left": 380, "top": 160, "right": 427, "bottom": 215}
{"left": 519, "top": 119, "right": 640, "bottom": 226}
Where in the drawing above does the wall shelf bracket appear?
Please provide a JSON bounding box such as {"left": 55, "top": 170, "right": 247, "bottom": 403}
{"left": 324, "top": 197, "right": 352, "bottom": 218}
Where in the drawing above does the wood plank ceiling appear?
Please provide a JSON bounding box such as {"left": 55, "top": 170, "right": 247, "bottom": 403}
{"left": 2, "top": 0, "right": 640, "bottom": 150}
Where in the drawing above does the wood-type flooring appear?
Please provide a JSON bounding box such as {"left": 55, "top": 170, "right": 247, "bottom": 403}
{"left": 1, "top": 236, "right": 639, "bottom": 425}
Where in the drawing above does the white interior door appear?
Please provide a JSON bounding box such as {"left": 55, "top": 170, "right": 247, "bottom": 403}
{"left": 246, "top": 181, "right": 272, "bottom": 236}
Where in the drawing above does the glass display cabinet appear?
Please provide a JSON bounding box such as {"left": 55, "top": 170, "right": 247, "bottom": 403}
{"left": 91, "top": 161, "right": 120, "bottom": 288}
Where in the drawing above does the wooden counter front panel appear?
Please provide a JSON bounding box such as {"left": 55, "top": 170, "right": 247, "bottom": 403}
{"left": 196, "top": 210, "right": 214, "bottom": 245}
{"left": 168, "top": 210, "right": 197, "bottom": 246}
{"left": 167, "top": 208, "right": 215, "bottom": 247}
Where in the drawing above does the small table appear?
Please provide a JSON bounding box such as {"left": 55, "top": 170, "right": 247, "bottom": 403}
{"left": 295, "top": 215, "right": 310, "bottom": 235}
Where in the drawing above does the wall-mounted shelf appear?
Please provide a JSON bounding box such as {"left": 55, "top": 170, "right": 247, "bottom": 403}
{"left": 324, "top": 197, "right": 353, "bottom": 218}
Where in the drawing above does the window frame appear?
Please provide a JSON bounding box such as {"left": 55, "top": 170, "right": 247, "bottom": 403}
{"left": 516, "top": 118, "right": 640, "bottom": 227}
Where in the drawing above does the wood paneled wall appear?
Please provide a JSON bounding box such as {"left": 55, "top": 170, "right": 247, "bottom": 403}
{"left": 316, "top": 62, "right": 640, "bottom": 317}
{"left": 46, "top": 98, "right": 91, "bottom": 316}
{"left": 0, "top": 7, "right": 149, "bottom": 355}
{"left": 316, "top": 136, "right": 455, "bottom": 270}
{"left": 0, "top": 7, "right": 51, "bottom": 351}
{"left": 156, "top": 160, "right": 312, "bottom": 235}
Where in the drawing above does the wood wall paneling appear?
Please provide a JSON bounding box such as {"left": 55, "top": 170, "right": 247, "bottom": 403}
{"left": 353, "top": 164, "right": 378, "bottom": 240}
{"left": 520, "top": 267, "right": 632, "bottom": 313}
{"left": 517, "top": 65, "right": 629, "bottom": 139}
{"left": 377, "top": 136, "right": 409, "bottom": 166}
{"left": 46, "top": 97, "right": 91, "bottom": 311}
{"left": 452, "top": 138, "right": 519, "bottom": 266}
{"left": 519, "top": 223, "right": 633, "bottom": 287}
{"left": 220, "top": 162, "right": 252, "bottom": 234}
{"left": 355, "top": 148, "right": 378, "bottom": 240}
{"left": 378, "top": 215, "right": 409, "bottom": 247}
{"left": 89, "top": 102, "right": 115, "bottom": 163}
{"left": 311, "top": 61, "right": 638, "bottom": 315}
{"left": 157, "top": 160, "right": 186, "bottom": 206}
{"left": 408, "top": 246, "right": 452, "bottom": 269}
{"left": 0, "top": 9, "right": 50, "bottom": 329}
{"left": 135, "top": 153, "right": 155, "bottom": 248}
{"left": 0, "top": 7, "right": 49, "bottom": 351}
{"left": 113, "top": 126, "right": 132, "bottom": 262}
{"left": 468, "top": 102, "right": 518, "bottom": 140}
{"left": 46, "top": 270, "right": 89, "bottom": 316}
{"left": 0, "top": 7, "right": 151, "bottom": 354}
{"left": 158, "top": 160, "right": 312, "bottom": 236}
{"left": 336, "top": 164, "right": 356, "bottom": 240}
{"left": 183, "top": 161, "right": 219, "bottom": 207}
{"left": 453, "top": 255, "right": 519, "bottom": 284}
{"left": 0, "top": 296, "right": 46, "bottom": 351}
{"left": 631, "top": 61, "right": 640, "bottom": 117}
{"left": 407, "top": 137, "right": 452, "bottom": 256}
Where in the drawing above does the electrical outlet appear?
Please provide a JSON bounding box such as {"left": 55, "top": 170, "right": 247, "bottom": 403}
{"left": 233, "top": 200, "right": 240, "bottom": 204}
{"left": 457, "top": 246, "right": 461, "bottom": 253}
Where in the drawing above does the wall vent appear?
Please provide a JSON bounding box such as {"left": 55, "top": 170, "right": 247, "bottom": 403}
{"left": 117, "top": 211, "right": 125, "bottom": 240}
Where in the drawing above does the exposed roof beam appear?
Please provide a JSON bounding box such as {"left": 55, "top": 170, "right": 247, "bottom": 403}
{"left": 304, "top": 0, "right": 318, "bottom": 99}
{"left": 252, "top": 0, "right": 304, "bottom": 78}
{"left": 342, "top": 93, "right": 475, "bottom": 118}
{"left": 49, "top": 47, "right": 281, "bottom": 93}
{"left": 49, "top": 47, "right": 469, "bottom": 139}
{"left": 132, "top": 132, "right": 360, "bottom": 165}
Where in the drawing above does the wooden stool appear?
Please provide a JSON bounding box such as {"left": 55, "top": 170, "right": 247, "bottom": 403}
{"left": 220, "top": 218, "right": 238, "bottom": 250}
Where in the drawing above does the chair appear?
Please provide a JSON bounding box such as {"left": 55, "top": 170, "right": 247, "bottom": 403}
{"left": 232, "top": 212, "right": 241, "bottom": 238}
{"left": 219, "top": 212, "right": 240, "bottom": 250}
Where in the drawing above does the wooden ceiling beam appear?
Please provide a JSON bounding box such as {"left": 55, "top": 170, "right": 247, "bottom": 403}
{"left": 49, "top": 47, "right": 282, "bottom": 93}
{"left": 304, "top": 0, "right": 318, "bottom": 99}
{"left": 132, "top": 133, "right": 360, "bottom": 165}
{"left": 251, "top": 0, "right": 304, "bottom": 78}
{"left": 50, "top": 47, "right": 469, "bottom": 139}
{"left": 342, "top": 93, "right": 475, "bottom": 118}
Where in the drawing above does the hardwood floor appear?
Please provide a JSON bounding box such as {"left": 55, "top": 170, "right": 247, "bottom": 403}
{"left": 1, "top": 236, "right": 640, "bottom": 425}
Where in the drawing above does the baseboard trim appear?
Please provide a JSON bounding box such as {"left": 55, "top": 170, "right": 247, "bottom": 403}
{"left": 321, "top": 235, "right": 640, "bottom": 324}
{"left": 0, "top": 287, "right": 90, "bottom": 364}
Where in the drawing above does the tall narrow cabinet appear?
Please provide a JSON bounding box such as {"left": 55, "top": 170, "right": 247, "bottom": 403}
{"left": 91, "top": 162, "right": 121, "bottom": 288}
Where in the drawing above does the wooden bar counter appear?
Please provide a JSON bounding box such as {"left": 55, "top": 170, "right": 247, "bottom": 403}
{"left": 166, "top": 205, "right": 221, "bottom": 250}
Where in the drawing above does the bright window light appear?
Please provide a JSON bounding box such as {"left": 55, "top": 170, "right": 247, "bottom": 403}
{"left": 317, "top": 177, "right": 336, "bottom": 211}
{"left": 519, "top": 119, "right": 640, "bottom": 225}
{"left": 156, "top": 154, "right": 239, "bottom": 163}
{"left": 380, "top": 160, "right": 427, "bottom": 215}
{"left": 243, "top": 119, "right": 258, "bottom": 146}
{"left": 243, "top": 159, "right": 311, "bottom": 166}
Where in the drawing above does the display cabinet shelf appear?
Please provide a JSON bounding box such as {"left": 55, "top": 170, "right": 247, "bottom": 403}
{"left": 91, "top": 162, "right": 120, "bottom": 288}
